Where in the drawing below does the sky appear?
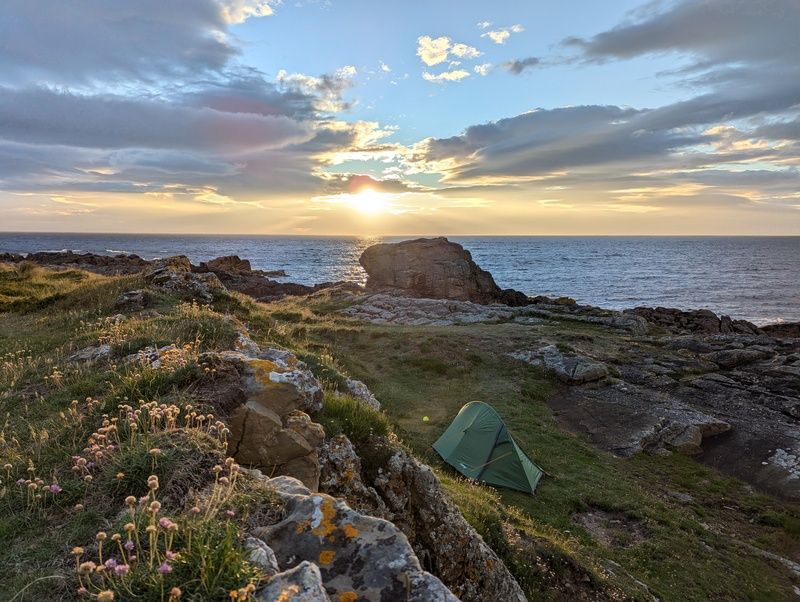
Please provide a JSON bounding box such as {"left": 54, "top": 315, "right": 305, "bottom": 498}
{"left": 1, "top": 0, "right": 799, "bottom": 235}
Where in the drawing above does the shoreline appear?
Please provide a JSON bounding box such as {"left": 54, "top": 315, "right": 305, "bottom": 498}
{"left": 1, "top": 247, "right": 797, "bottom": 330}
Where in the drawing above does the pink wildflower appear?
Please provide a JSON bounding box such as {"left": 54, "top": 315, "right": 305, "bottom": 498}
{"left": 158, "top": 562, "right": 172, "bottom": 574}
{"left": 114, "top": 564, "right": 130, "bottom": 576}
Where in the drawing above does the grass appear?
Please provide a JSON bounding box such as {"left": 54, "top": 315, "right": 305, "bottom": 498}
{"left": 1, "top": 265, "right": 798, "bottom": 601}
{"left": 0, "top": 266, "right": 268, "bottom": 600}
{"left": 317, "top": 392, "right": 391, "bottom": 445}
{"left": 239, "top": 292, "right": 800, "bottom": 602}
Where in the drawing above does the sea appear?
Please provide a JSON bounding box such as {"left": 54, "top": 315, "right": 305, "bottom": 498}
{"left": 0, "top": 233, "right": 798, "bottom": 325}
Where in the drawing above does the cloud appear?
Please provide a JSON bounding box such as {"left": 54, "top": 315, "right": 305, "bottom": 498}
{"left": 0, "top": 86, "right": 311, "bottom": 153}
{"left": 422, "top": 70, "right": 471, "bottom": 83}
{"left": 451, "top": 43, "right": 483, "bottom": 59}
{"left": 380, "top": 61, "right": 392, "bottom": 73}
{"left": 0, "top": 0, "right": 242, "bottom": 84}
{"left": 417, "top": 36, "right": 452, "bottom": 66}
{"left": 504, "top": 57, "right": 540, "bottom": 75}
{"left": 217, "top": 0, "right": 278, "bottom": 23}
{"left": 416, "top": 36, "right": 483, "bottom": 73}
{"left": 481, "top": 24, "right": 524, "bottom": 45}
{"left": 564, "top": 0, "right": 799, "bottom": 65}
{"left": 477, "top": 21, "right": 492, "bottom": 29}
{"left": 276, "top": 66, "right": 357, "bottom": 113}
{"left": 474, "top": 63, "right": 493, "bottom": 76}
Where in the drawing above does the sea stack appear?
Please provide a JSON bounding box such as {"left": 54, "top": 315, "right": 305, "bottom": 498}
{"left": 359, "top": 237, "right": 530, "bottom": 306}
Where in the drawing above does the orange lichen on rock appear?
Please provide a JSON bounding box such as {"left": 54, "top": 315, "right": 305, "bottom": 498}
{"left": 247, "top": 359, "right": 281, "bottom": 384}
{"left": 275, "top": 585, "right": 301, "bottom": 602}
{"left": 311, "top": 496, "right": 338, "bottom": 538}
{"left": 338, "top": 593, "right": 358, "bottom": 602}
{"left": 342, "top": 523, "right": 359, "bottom": 539}
{"left": 318, "top": 550, "right": 336, "bottom": 565}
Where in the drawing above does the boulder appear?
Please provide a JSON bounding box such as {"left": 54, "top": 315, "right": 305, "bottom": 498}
{"left": 703, "top": 348, "right": 774, "bottom": 369}
{"left": 342, "top": 379, "right": 381, "bottom": 410}
{"left": 245, "top": 537, "right": 280, "bottom": 577}
{"left": 254, "top": 476, "right": 459, "bottom": 602}
{"left": 115, "top": 289, "right": 151, "bottom": 311}
{"left": 145, "top": 256, "right": 226, "bottom": 302}
{"left": 0, "top": 250, "right": 149, "bottom": 275}
{"left": 258, "top": 561, "right": 330, "bottom": 602}
{"left": 203, "top": 255, "right": 253, "bottom": 273}
{"left": 626, "top": 307, "right": 760, "bottom": 336}
{"left": 69, "top": 344, "right": 112, "bottom": 363}
{"left": 761, "top": 322, "right": 800, "bottom": 339}
{"left": 198, "top": 346, "right": 324, "bottom": 490}
{"left": 510, "top": 345, "right": 609, "bottom": 384}
{"left": 319, "top": 436, "right": 526, "bottom": 602}
{"left": 359, "top": 238, "right": 529, "bottom": 306}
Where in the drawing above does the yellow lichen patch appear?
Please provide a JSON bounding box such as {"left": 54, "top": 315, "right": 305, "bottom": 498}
{"left": 247, "top": 359, "right": 284, "bottom": 385}
{"left": 276, "top": 585, "right": 301, "bottom": 602}
{"left": 318, "top": 550, "right": 336, "bottom": 565}
{"left": 338, "top": 592, "right": 358, "bottom": 602}
{"left": 342, "top": 523, "right": 359, "bottom": 539}
{"left": 311, "top": 497, "right": 338, "bottom": 538}
{"left": 295, "top": 519, "right": 310, "bottom": 534}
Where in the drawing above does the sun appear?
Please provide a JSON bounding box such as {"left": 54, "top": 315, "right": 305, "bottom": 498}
{"left": 348, "top": 188, "right": 391, "bottom": 215}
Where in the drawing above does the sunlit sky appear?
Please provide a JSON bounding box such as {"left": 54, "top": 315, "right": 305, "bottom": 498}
{"left": 1, "top": 0, "right": 799, "bottom": 235}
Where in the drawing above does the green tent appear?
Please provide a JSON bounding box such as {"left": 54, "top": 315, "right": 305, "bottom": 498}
{"left": 433, "top": 401, "right": 543, "bottom": 494}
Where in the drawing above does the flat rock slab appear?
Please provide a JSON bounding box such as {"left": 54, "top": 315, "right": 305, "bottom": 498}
{"left": 549, "top": 383, "right": 731, "bottom": 457}
{"left": 510, "top": 345, "right": 609, "bottom": 384}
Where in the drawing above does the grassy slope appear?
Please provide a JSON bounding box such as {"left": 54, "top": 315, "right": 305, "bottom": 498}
{"left": 241, "top": 292, "right": 800, "bottom": 601}
{"left": 0, "top": 265, "right": 260, "bottom": 600}
{"left": 0, "top": 265, "right": 798, "bottom": 601}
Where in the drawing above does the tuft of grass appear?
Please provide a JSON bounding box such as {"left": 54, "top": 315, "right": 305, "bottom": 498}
{"left": 317, "top": 393, "right": 391, "bottom": 445}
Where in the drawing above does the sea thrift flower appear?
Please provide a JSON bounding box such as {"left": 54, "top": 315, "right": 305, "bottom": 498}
{"left": 225, "top": 509, "right": 236, "bottom": 518}
{"left": 158, "top": 562, "right": 173, "bottom": 574}
{"left": 125, "top": 496, "right": 136, "bottom": 507}
{"left": 124, "top": 540, "right": 135, "bottom": 551}
{"left": 104, "top": 558, "right": 118, "bottom": 570}
{"left": 71, "top": 547, "right": 84, "bottom": 556}
{"left": 114, "top": 564, "right": 130, "bottom": 576}
{"left": 169, "top": 587, "right": 182, "bottom": 600}
{"left": 97, "top": 591, "right": 114, "bottom": 602}
{"left": 78, "top": 561, "right": 96, "bottom": 575}
{"left": 48, "top": 484, "right": 62, "bottom": 494}
{"left": 77, "top": 587, "right": 88, "bottom": 596}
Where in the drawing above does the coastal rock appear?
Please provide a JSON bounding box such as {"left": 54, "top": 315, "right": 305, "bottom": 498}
{"left": 114, "top": 289, "right": 151, "bottom": 311}
{"left": 318, "top": 435, "right": 389, "bottom": 516}
{"left": 254, "top": 475, "right": 459, "bottom": 602}
{"left": 258, "top": 561, "right": 330, "bottom": 602}
{"left": 245, "top": 537, "right": 280, "bottom": 577}
{"left": 319, "top": 436, "right": 526, "bottom": 602}
{"left": 343, "top": 379, "right": 381, "bottom": 410}
{"left": 510, "top": 345, "right": 609, "bottom": 384}
{"left": 196, "top": 255, "right": 330, "bottom": 301}
{"left": 550, "top": 383, "right": 731, "bottom": 457}
{"left": 626, "top": 306, "right": 760, "bottom": 336}
{"left": 69, "top": 344, "right": 112, "bottom": 363}
{"left": 145, "top": 255, "right": 225, "bottom": 302}
{"left": 0, "top": 250, "right": 149, "bottom": 275}
{"left": 340, "top": 293, "right": 525, "bottom": 326}
{"left": 359, "top": 237, "right": 529, "bottom": 306}
{"left": 197, "top": 346, "right": 324, "bottom": 490}
{"left": 703, "top": 348, "right": 774, "bottom": 369}
{"left": 203, "top": 255, "right": 253, "bottom": 273}
{"left": 761, "top": 322, "right": 800, "bottom": 339}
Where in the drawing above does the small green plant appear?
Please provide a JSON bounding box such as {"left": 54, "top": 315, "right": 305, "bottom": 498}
{"left": 318, "top": 393, "right": 391, "bottom": 445}
{"left": 73, "top": 463, "right": 261, "bottom": 601}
